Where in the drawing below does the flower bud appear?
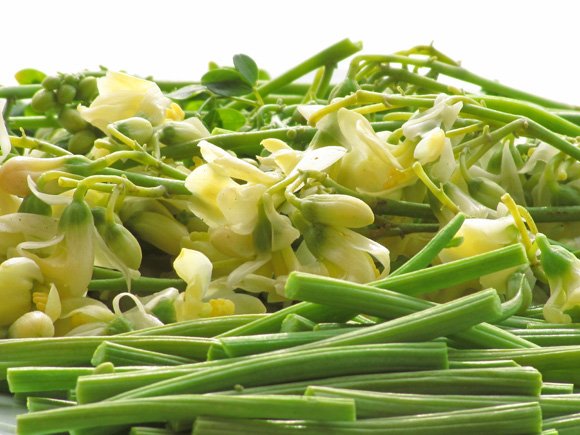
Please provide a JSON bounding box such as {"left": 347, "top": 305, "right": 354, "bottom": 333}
{"left": 300, "top": 194, "right": 375, "bottom": 228}
{"left": 76, "top": 76, "right": 98, "bottom": 102}
{"left": 8, "top": 311, "right": 54, "bottom": 338}
{"left": 42, "top": 76, "right": 61, "bottom": 91}
{"left": 158, "top": 118, "right": 210, "bottom": 145}
{"left": 59, "top": 107, "right": 89, "bottom": 133}
{"left": 101, "top": 221, "right": 143, "bottom": 270}
{"left": 0, "top": 257, "right": 43, "bottom": 326}
{"left": 57, "top": 84, "right": 77, "bottom": 105}
{"left": 125, "top": 211, "right": 189, "bottom": 256}
{"left": 31, "top": 89, "right": 57, "bottom": 113}
{"left": 113, "top": 117, "right": 154, "bottom": 144}
{"left": 413, "top": 127, "right": 447, "bottom": 164}
{"left": 466, "top": 177, "right": 506, "bottom": 209}
{"left": 68, "top": 129, "right": 97, "bottom": 155}
{"left": 18, "top": 194, "right": 52, "bottom": 216}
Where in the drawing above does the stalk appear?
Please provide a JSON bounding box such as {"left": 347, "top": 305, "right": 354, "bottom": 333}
{"left": 218, "top": 367, "right": 542, "bottom": 397}
{"left": 305, "top": 386, "right": 533, "bottom": 418}
{"left": 97, "top": 343, "right": 448, "bottom": 402}
{"left": 122, "top": 314, "right": 266, "bottom": 337}
{"left": 17, "top": 395, "right": 356, "bottom": 435}
{"left": 274, "top": 288, "right": 503, "bottom": 351}
{"left": 0, "top": 336, "right": 216, "bottom": 378}
{"left": 285, "top": 272, "right": 536, "bottom": 349}
{"left": 192, "top": 402, "right": 542, "bottom": 435}
{"left": 370, "top": 243, "right": 528, "bottom": 296}
{"left": 91, "top": 342, "right": 196, "bottom": 367}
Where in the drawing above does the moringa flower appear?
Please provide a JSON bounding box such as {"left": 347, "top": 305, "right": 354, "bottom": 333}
{"left": 402, "top": 94, "right": 463, "bottom": 140}
{"left": 0, "top": 257, "right": 43, "bottom": 327}
{"left": 78, "top": 71, "right": 183, "bottom": 132}
{"left": 173, "top": 248, "right": 265, "bottom": 320}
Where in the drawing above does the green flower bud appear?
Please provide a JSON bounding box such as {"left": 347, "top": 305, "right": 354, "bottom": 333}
{"left": 57, "top": 84, "right": 77, "bottom": 105}
{"left": 18, "top": 194, "right": 52, "bottom": 216}
{"left": 41, "top": 76, "right": 61, "bottom": 91}
{"left": 466, "top": 177, "right": 505, "bottom": 209}
{"left": 8, "top": 311, "right": 54, "bottom": 338}
{"left": 105, "top": 316, "right": 133, "bottom": 335}
{"left": 125, "top": 211, "right": 189, "bottom": 256}
{"left": 62, "top": 74, "right": 79, "bottom": 86}
{"left": 59, "top": 107, "right": 89, "bottom": 133}
{"left": 300, "top": 194, "right": 375, "bottom": 228}
{"left": 101, "top": 222, "right": 143, "bottom": 270}
{"left": 114, "top": 117, "right": 154, "bottom": 144}
{"left": 68, "top": 129, "right": 97, "bottom": 154}
{"left": 549, "top": 181, "right": 580, "bottom": 206}
{"left": 30, "top": 89, "right": 57, "bottom": 113}
{"left": 149, "top": 298, "right": 177, "bottom": 324}
{"left": 76, "top": 76, "right": 98, "bottom": 102}
{"left": 158, "top": 118, "right": 209, "bottom": 146}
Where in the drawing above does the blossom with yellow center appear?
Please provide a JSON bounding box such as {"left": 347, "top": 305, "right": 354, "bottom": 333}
{"left": 78, "top": 71, "right": 184, "bottom": 133}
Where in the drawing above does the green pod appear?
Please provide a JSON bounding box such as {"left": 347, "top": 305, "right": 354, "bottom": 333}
{"left": 58, "top": 107, "right": 89, "bottom": 133}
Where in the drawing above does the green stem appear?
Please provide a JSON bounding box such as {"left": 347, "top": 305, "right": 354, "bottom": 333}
{"left": 229, "top": 39, "right": 362, "bottom": 110}
{"left": 8, "top": 116, "right": 60, "bottom": 129}
{"left": 390, "top": 213, "right": 465, "bottom": 276}
{"left": 17, "top": 395, "right": 356, "bottom": 435}
{"left": 192, "top": 402, "right": 542, "bottom": 435}
{"left": 370, "top": 243, "right": 528, "bottom": 297}
{"left": 305, "top": 386, "right": 533, "bottom": 418}
{"left": 351, "top": 53, "right": 576, "bottom": 109}
{"left": 284, "top": 289, "right": 502, "bottom": 351}
{"left": 91, "top": 341, "right": 197, "bottom": 367}
{"left": 285, "top": 272, "right": 535, "bottom": 349}
{"left": 122, "top": 314, "right": 266, "bottom": 337}
{"left": 221, "top": 366, "right": 542, "bottom": 397}
{"left": 105, "top": 343, "right": 448, "bottom": 401}
{"left": 0, "top": 85, "right": 40, "bottom": 99}
{"left": 0, "top": 336, "right": 215, "bottom": 379}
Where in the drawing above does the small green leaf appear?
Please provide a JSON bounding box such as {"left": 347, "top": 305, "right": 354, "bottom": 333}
{"left": 217, "top": 108, "right": 246, "bottom": 131}
{"left": 15, "top": 68, "right": 46, "bottom": 85}
{"left": 258, "top": 69, "right": 271, "bottom": 81}
{"left": 166, "top": 84, "right": 207, "bottom": 101}
{"left": 201, "top": 68, "right": 252, "bottom": 97}
{"left": 233, "top": 54, "right": 258, "bottom": 86}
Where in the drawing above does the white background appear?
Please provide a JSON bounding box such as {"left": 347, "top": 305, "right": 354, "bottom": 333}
{"left": 2, "top": 0, "right": 580, "bottom": 105}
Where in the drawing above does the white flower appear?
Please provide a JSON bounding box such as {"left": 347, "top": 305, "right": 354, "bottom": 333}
{"left": 402, "top": 94, "right": 463, "bottom": 140}
{"left": 78, "top": 71, "right": 182, "bottom": 132}
{"left": 173, "top": 248, "right": 265, "bottom": 321}
{"left": 0, "top": 257, "right": 43, "bottom": 327}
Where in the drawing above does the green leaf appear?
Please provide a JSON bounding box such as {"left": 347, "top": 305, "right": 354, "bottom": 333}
{"left": 201, "top": 68, "right": 253, "bottom": 97}
{"left": 15, "top": 68, "right": 46, "bottom": 85}
{"left": 258, "top": 69, "right": 271, "bottom": 81}
{"left": 233, "top": 54, "right": 259, "bottom": 86}
{"left": 217, "top": 108, "right": 246, "bottom": 131}
{"left": 166, "top": 84, "right": 206, "bottom": 101}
